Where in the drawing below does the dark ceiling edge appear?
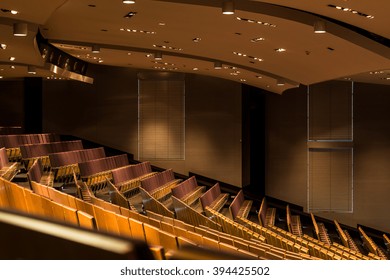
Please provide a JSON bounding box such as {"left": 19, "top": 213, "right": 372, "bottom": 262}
{"left": 46, "top": 38, "right": 300, "bottom": 85}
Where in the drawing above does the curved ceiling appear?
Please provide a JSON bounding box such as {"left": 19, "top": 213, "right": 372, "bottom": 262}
{"left": 0, "top": 0, "right": 389, "bottom": 94}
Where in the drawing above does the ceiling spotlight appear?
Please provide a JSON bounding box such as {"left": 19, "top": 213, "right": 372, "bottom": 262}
{"left": 27, "top": 66, "right": 36, "bottom": 74}
{"left": 214, "top": 61, "right": 222, "bottom": 69}
{"left": 222, "top": 0, "right": 235, "bottom": 15}
{"left": 13, "top": 22, "right": 28, "bottom": 36}
{"left": 9, "top": 57, "right": 16, "bottom": 61}
{"left": 276, "top": 79, "right": 285, "bottom": 86}
{"left": 154, "top": 51, "right": 163, "bottom": 60}
{"left": 11, "top": 10, "right": 18, "bottom": 14}
{"left": 123, "top": 0, "right": 135, "bottom": 3}
{"left": 91, "top": 45, "right": 100, "bottom": 53}
{"left": 275, "top": 48, "right": 286, "bottom": 52}
{"left": 0, "top": 43, "right": 6, "bottom": 49}
{"left": 314, "top": 20, "right": 326, "bottom": 34}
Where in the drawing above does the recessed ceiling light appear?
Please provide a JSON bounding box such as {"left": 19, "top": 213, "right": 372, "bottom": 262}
{"left": 0, "top": 43, "right": 6, "bottom": 49}
{"left": 10, "top": 10, "right": 18, "bottom": 15}
{"left": 0, "top": 76, "right": 3, "bottom": 79}
{"left": 9, "top": 57, "right": 15, "bottom": 61}
{"left": 124, "top": 12, "right": 137, "bottom": 18}
{"left": 10, "top": 65, "right": 15, "bottom": 69}
{"left": 256, "top": 75, "right": 262, "bottom": 79}
{"left": 193, "top": 38, "right": 201, "bottom": 43}
{"left": 250, "top": 37, "right": 265, "bottom": 43}
{"left": 123, "top": 0, "right": 136, "bottom": 4}
{"left": 127, "top": 52, "right": 132, "bottom": 55}
{"left": 240, "top": 79, "right": 246, "bottom": 82}
{"left": 98, "top": 59, "right": 104, "bottom": 63}
{"left": 275, "top": 48, "right": 286, "bottom": 52}
{"left": 192, "top": 68, "right": 199, "bottom": 71}
{"left": 158, "top": 22, "right": 166, "bottom": 26}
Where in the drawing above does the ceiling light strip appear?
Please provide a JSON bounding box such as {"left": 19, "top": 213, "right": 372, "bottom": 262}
{"left": 236, "top": 17, "right": 276, "bottom": 27}
{"left": 328, "top": 4, "right": 374, "bottom": 19}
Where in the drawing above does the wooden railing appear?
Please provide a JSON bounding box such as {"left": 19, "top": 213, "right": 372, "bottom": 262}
{"left": 358, "top": 227, "right": 387, "bottom": 259}
{"left": 286, "top": 204, "right": 303, "bottom": 237}
{"left": 0, "top": 147, "right": 19, "bottom": 181}
{"left": 171, "top": 176, "right": 205, "bottom": 211}
{"left": 229, "top": 190, "right": 252, "bottom": 220}
{"left": 200, "top": 182, "right": 229, "bottom": 217}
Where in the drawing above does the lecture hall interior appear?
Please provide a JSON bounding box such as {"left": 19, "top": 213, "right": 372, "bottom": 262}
{"left": 0, "top": 0, "right": 389, "bottom": 260}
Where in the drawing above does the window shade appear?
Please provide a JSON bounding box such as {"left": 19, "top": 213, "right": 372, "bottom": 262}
{"left": 308, "top": 148, "right": 353, "bottom": 212}
{"left": 308, "top": 81, "right": 353, "bottom": 141}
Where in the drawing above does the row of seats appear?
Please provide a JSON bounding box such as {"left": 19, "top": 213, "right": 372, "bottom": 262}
{"left": 79, "top": 154, "right": 129, "bottom": 193}
{"left": 50, "top": 147, "right": 106, "bottom": 183}
{"left": 111, "top": 161, "right": 156, "bottom": 197}
{"left": 20, "top": 140, "right": 83, "bottom": 170}
{"left": 0, "top": 133, "right": 58, "bottom": 161}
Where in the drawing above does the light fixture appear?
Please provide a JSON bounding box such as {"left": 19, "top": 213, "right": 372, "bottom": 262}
{"left": 214, "top": 61, "right": 222, "bottom": 69}
{"left": 27, "top": 66, "right": 36, "bottom": 74}
{"left": 13, "top": 22, "right": 28, "bottom": 36}
{"left": 0, "top": 43, "right": 6, "bottom": 49}
{"left": 9, "top": 57, "right": 16, "bottom": 61}
{"left": 222, "top": 0, "right": 234, "bottom": 15}
{"left": 314, "top": 20, "right": 326, "bottom": 34}
{"left": 0, "top": 76, "right": 3, "bottom": 79}
{"left": 275, "top": 48, "right": 286, "bottom": 52}
{"left": 276, "top": 79, "right": 285, "bottom": 86}
{"left": 123, "top": 0, "right": 135, "bottom": 4}
{"left": 91, "top": 45, "right": 100, "bottom": 53}
{"left": 154, "top": 51, "right": 162, "bottom": 60}
{"left": 11, "top": 10, "right": 18, "bottom": 15}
